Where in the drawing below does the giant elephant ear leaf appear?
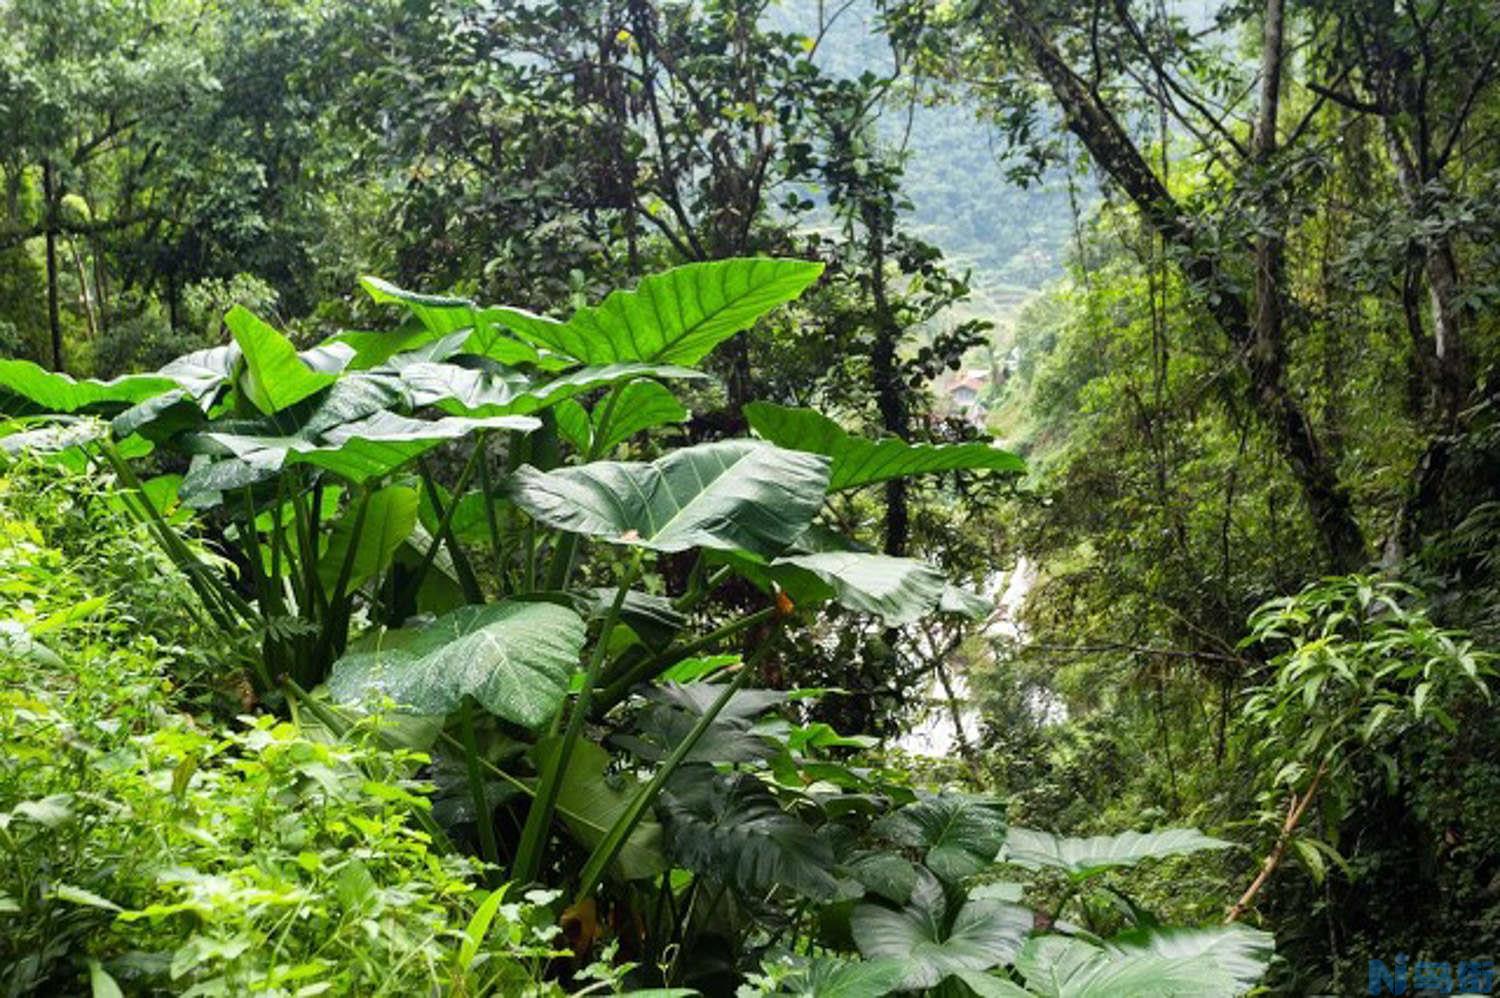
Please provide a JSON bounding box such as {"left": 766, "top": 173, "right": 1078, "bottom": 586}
{"left": 851, "top": 867, "right": 1032, "bottom": 990}
{"left": 156, "top": 344, "right": 241, "bottom": 402}
{"left": 0, "top": 359, "right": 176, "bottom": 416}
{"left": 768, "top": 957, "right": 910, "bottom": 998}
{"left": 586, "top": 379, "right": 690, "bottom": 453}
{"left": 720, "top": 526, "right": 980, "bottom": 626}
{"left": 225, "top": 306, "right": 337, "bottom": 415}
{"left": 1002, "top": 827, "right": 1232, "bottom": 881}
{"left": 399, "top": 360, "right": 704, "bottom": 419}
{"left": 505, "top": 439, "right": 829, "bottom": 556}
{"left": 1013, "top": 935, "right": 1235, "bottom": 997}
{"left": 744, "top": 402, "right": 1024, "bottom": 491}
{"left": 772, "top": 551, "right": 949, "bottom": 626}
{"left": 491, "top": 257, "right": 823, "bottom": 366}
{"left": 185, "top": 411, "right": 539, "bottom": 500}
{"left": 325, "top": 601, "right": 586, "bottom": 728}
{"left": 1107, "top": 924, "right": 1274, "bottom": 994}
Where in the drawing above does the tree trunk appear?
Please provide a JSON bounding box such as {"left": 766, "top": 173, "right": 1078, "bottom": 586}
{"left": 42, "top": 160, "right": 63, "bottom": 373}
{"left": 1002, "top": 0, "right": 1366, "bottom": 571}
{"left": 866, "top": 207, "right": 909, "bottom": 556}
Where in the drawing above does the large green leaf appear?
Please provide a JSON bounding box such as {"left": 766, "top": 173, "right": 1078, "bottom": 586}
{"left": 1002, "top": 827, "right": 1232, "bottom": 880}
{"left": 621, "top": 683, "right": 786, "bottom": 764}
{"left": 359, "top": 276, "right": 546, "bottom": 368}
{"left": 111, "top": 391, "right": 208, "bottom": 442}
{"left": 744, "top": 403, "right": 1024, "bottom": 491}
{"left": 720, "top": 526, "right": 972, "bottom": 626}
{"left": 1108, "top": 924, "right": 1273, "bottom": 994}
{"left": 491, "top": 257, "right": 823, "bottom": 366}
{"left": 873, "top": 793, "right": 1008, "bottom": 882}
{"left": 187, "top": 411, "right": 538, "bottom": 496}
{"left": 225, "top": 306, "right": 337, "bottom": 414}
{"left": 536, "top": 736, "right": 667, "bottom": 882}
{"left": 843, "top": 851, "right": 919, "bottom": 906}
{"left": 660, "top": 767, "right": 840, "bottom": 901}
{"left": 772, "top": 551, "right": 948, "bottom": 626}
{"left": 0, "top": 359, "right": 175, "bottom": 416}
{"left": 399, "top": 360, "right": 703, "bottom": 419}
{"left": 328, "top": 326, "right": 460, "bottom": 371}
{"left": 156, "top": 344, "right": 241, "bottom": 402}
{"left": 1013, "top": 935, "right": 1233, "bottom": 997}
{"left": 851, "top": 868, "right": 1031, "bottom": 990}
{"left": 317, "top": 484, "right": 420, "bottom": 594}
{"left": 505, "top": 440, "right": 829, "bottom": 555}
{"left": 325, "top": 601, "right": 586, "bottom": 728}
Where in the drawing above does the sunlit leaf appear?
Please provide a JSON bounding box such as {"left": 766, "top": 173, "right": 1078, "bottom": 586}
{"left": 225, "top": 306, "right": 336, "bottom": 414}
{"left": 505, "top": 440, "right": 829, "bottom": 555}
{"left": 492, "top": 257, "right": 823, "bottom": 366}
{"left": 0, "top": 359, "right": 175, "bottom": 416}
{"left": 1108, "top": 924, "right": 1274, "bottom": 993}
{"left": 317, "top": 484, "right": 420, "bottom": 594}
{"left": 1014, "top": 935, "right": 1235, "bottom": 997}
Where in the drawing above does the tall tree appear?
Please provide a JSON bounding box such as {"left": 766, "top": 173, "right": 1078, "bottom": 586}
{"left": 892, "top": 0, "right": 1373, "bottom": 569}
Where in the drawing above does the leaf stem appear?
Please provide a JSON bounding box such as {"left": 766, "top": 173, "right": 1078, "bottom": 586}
{"left": 575, "top": 622, "right": 782, "bottom": 902}
{"left": 512, "top": 549, "right": 643, "bottom": 885}
{"left": 460, "top": 698, "right": 502, "bottom": 884}
{"left": 417, "top": 455, "right": 483, "bottom": 603}
{"left": 595, "top": 606, "right": 775, "bottom": 711}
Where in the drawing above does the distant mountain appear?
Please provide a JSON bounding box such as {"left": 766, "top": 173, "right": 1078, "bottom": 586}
{"left": 767, "top": 0, "right": 1086, "bottom": 309}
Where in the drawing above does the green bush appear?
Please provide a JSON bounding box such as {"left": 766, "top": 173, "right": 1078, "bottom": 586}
{"left": 0, "top": 470, "right": 590, "bottom": 997}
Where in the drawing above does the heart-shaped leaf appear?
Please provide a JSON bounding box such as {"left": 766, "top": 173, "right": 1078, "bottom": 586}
{"left": 762, "top": 956, "right": 910, "bottom": 997}
{"left": 326, "top": 601, "right": 586, "bottom": 728}
{"left": 1014, "top": 934, "right": 1235, "bottom": 997}
{"left": 852, "top": 867, "right": 1032, "bottom": 990}
{"left": 1107, "top": 924, "right": 1274, "bottom": 994}
{"left": 505, "top": 439, "right": 829, "bottom": 555}
{"left": 226, "top": 306, "right": 337, "bottom": 414}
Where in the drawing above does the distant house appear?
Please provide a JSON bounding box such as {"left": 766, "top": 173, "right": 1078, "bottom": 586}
{"left": 949, "top": 370, "right": 990, "bottom": 407}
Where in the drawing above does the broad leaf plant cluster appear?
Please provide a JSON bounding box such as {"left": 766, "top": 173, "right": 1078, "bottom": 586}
{"left": 0, "top": 258, "right": 1272, "bottom": 994}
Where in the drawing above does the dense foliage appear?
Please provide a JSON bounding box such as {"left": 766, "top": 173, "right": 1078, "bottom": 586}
{"left": 3, "top": 0, "right": 1499, "bottom": 994}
